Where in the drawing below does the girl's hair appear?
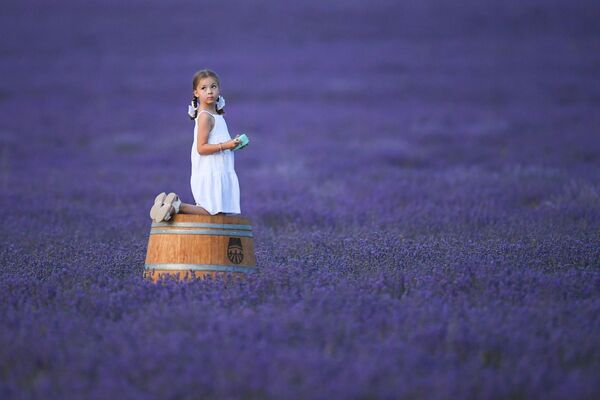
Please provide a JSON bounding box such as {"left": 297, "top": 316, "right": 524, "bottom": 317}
{"left": 190, "top": 69, "right": 225, "bottom": 119}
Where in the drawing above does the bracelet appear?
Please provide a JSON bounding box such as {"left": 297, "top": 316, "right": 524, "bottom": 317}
{"left": 219, "top": 143, "right": 223, "bottom": 152}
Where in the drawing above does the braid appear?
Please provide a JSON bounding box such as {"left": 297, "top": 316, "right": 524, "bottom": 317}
{"left": 189, "top": 95, "right": 199, "bottom": 120}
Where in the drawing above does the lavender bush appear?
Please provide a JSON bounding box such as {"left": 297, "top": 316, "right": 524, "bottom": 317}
{"left": 1, "top": 0, "right": 600, "bottom": 398}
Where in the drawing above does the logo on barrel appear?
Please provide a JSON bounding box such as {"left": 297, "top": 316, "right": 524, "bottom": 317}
{"left": 227, "top": 237, "right": 244, "bottom": 264}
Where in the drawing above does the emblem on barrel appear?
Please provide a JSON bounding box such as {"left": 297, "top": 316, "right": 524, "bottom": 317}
{"left": 227, "top": 237, "right": 244, "bottom": 264}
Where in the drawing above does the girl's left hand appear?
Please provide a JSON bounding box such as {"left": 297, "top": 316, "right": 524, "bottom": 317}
{"left": 225, "top": 136, "right": 241, "bottom": 150}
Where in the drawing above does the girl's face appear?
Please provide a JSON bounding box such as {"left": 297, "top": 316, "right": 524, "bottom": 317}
{"left": 194, "top": 77, "right": 220, "bottom": 107}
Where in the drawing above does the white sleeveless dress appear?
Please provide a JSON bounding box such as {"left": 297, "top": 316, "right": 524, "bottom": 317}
{"left": 190, "top": 109, "right": 241, "bottom": 215}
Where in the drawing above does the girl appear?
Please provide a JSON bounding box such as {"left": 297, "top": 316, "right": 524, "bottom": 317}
{"left": 149, "top": 69, "right": 244, "bottom": 223}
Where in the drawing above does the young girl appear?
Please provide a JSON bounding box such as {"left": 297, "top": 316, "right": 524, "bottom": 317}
{"left": 149, "top": 69, "right": 244, "bottom": 223}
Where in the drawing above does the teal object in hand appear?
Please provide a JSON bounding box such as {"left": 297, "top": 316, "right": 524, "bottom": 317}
{"left": 233, "top": 133, "right": 249, "bottom": 151}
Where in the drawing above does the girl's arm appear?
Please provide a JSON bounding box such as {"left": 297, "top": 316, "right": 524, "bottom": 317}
{"left": 196, "top": 113, "right": 239, "bottom": 155}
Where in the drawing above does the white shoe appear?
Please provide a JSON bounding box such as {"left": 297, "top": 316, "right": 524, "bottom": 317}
{"left": 162, "top": 192, "right": 181, "bottom": 221}
{"left": 149, "top": 192, "right": 166, "bottom": 222}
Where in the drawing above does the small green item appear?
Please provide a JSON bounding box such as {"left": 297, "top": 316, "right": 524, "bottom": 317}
{"left": 233, "top": 133, "right": 249, "bottom": 151}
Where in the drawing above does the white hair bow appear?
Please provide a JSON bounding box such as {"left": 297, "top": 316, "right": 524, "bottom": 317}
{"left": 216, "top": 95, "right": 226, "bottom": 110}
{"left": 188, "top": 96, "right": 226, "bottom": 120}
{"left": 187, "top": 101, "right": 197, "bottom": 119}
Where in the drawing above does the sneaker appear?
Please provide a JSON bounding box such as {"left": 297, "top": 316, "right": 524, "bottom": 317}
{"left": 149, "top": 192, "right": 166, "bottom": 222}
{"left": 162, "top": 192, "right": 181, "bottom": 221}
{"left": 157, "top": 203, "right": 175, "bottom": 222}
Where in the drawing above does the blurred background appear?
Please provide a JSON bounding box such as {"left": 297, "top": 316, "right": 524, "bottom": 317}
{"left": 2, "top": 0, "right": 599, "bottom": 238}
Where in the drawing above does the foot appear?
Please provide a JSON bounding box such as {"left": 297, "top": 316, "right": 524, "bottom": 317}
{"left": 163, "top": 205, "right": 176, "bottom": 221}
{"left": 149, "top": 192, "right": 166, "bottom": 222}
{"left": 162, "top": 192, "right": 181, "bottom": 221}
{"left": 154, "top": 204, "right": 174, "bottom": 223}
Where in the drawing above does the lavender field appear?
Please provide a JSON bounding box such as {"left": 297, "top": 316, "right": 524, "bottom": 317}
{"left": 1, "top": 0, "right": 600, "bottom": 398}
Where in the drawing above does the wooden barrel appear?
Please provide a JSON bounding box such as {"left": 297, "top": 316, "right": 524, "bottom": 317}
{"left": 144, "top": 214, "right": 257, "bottom": 283}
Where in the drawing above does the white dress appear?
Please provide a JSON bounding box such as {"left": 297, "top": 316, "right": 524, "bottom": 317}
{"left": 190, "top": 109, "right": 241, "bottom": 215}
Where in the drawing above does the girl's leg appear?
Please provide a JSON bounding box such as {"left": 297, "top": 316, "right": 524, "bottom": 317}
{"left": 179, "top": 202, "right": 211, "bottom": 215}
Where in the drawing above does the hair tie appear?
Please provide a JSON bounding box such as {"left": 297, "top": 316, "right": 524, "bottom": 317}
{"left": 216, "top": 95, "right": 226, "bottom": 111}
{"left": 188, "top": 97, "right": 198, "bottom": 119}
{"left": 187, "top": 95, "right": 225, "bottom": 119}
